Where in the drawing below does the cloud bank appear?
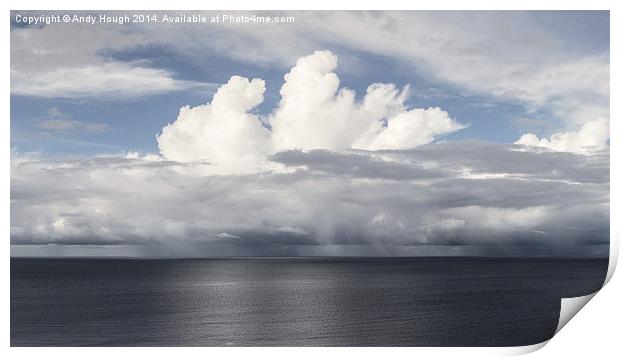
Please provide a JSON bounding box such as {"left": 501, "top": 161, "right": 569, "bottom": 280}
{"left": 157, "top": 51, "right": 464, "bottom": 173}
{"left": 11, "top": 142, "right": 609, "bottom": 257}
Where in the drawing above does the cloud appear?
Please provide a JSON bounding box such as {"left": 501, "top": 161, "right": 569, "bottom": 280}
{"left": 514, "top": 117, "right": 609, "bottom": 154}
{"left": 10, "top": 142, "right": 609, "bottom": 256}
{"left": 271, "top": 149, "right": 444, "bottom": 181}
{"left": 12, "top": 12, "right": 608, "bottom": 130}
{"left": 157, "top": 51, "right": 465, "bottom": 173}
{"left": 136, "top": 11, "right": 608, "bottom": 131}
{"left": 157, "top": 76, "right": 272, "bottom": 172}
{"left": 12, "top": 11, "right": 607, "bottom": 134}
{"left": 9, "top": 12, "right": 609, "bottom": 257}
{"left": 270, "top": 51, "right": 464, "bottom": 151}
{"left": 10, "top": 22, "right": 204, "bottom": 98}
{"left": 439, "top": 206, "right": 547, "bottom": 232}
{"left": 35, "top": 108, "right": 107, "bottom": 133}
{"left": 12, "top": 62, "right": 198, "bottom": 98}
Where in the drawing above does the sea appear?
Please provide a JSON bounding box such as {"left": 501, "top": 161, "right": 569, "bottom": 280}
{"left": 10, "top": 257, "right": 608, "bottom": 346}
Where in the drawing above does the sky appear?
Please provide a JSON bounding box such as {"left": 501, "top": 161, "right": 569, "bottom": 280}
{"left": 10, "top": 10, "right": 610, "bottom": 257}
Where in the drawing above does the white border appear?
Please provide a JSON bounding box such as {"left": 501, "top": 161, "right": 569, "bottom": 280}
{"left": 3, "top": 1, "right": 617, "bottom": 356}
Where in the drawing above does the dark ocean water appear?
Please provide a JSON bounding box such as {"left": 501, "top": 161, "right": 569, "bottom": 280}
{"left": 11, "top": 257, "right": 608, "bottom": 346}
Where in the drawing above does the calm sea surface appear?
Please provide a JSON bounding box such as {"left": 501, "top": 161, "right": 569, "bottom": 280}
{"left": 11, "top": 257, "right": 608, "bottom": 346}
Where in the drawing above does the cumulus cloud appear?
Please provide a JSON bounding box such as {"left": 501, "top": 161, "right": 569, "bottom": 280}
{"left": 157, "top": 76, "right": 272, "bottom": 172}
{"left": 515, "top": 117, "right": 609, "bottom": 154}
{"left": 157, "top": 51, "right": 464, "bottom": 173}
{"left": 270, "top": 51, "right": 464, "bottom": 151}
{"left": 10, "top": 142, "right": 609, "bottom": 256}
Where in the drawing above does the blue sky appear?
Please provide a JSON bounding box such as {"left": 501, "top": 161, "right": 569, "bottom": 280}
{"left": 10, "top": 11, "right": 609, "bottom": 157}
{"left": 10, "top": 49, "right": 523, "bottom": 156}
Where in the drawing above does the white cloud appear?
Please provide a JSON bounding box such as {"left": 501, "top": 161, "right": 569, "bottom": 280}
{"left": 12, "top": 62, "right": 197, "bottom": 98}
{"left": 217, "top": 232, "right": 240, "bottom": 239}
{"left": 157, "top": 76, "right": 273, "bottom": 173}
{"left": 439, "top": 206, "right": 547, "bottom": 232}
{"left": 270, "top": 51, "right": 464, "bottom": 151}
{"left": 157, "top": 51, "right": 464, "bottom": 173}
{"left": 10, "top": 23, "right": 204, "bottom": 98}
{"left": 515, "top": 117, "right": 609, "bottom": 154}
{"left": 354, "top": 107, "right": 464, "bottom": 150}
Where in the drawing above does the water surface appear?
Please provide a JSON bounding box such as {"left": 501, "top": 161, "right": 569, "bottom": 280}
{"left": 11, "top": 257, "right": 608, "bottom": 346}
